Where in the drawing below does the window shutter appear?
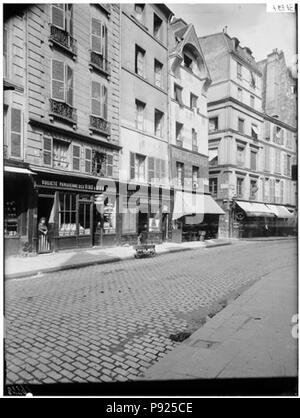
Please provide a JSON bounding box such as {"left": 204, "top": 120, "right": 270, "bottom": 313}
{"left": 148, "top": 157, "right": 155, "bottom": 182}
{"left": 65, "top": 65, "right": 73, "bottom": 106}
{"left": 102, "top": 85, "right": 107, "bottom": 120}
{"left": 72, "top": 144, "right": 81, "bottom": 171}
{"left": 91, "top": 18, "right": 102, "bottom": 54}
{"left": 52, "top": 59, "right": 65, "bottom": 101}
{"left": 130, "top": 152, "right": 135, "bottom": 180}
{"left": 284, "top": 154, "right": 287, "bottom": 176}
{"left": 85, "top": 148, "right": 92, "bottom": 173}
{"left": 106, "top": 154, "right": 113, "bottom": 177}
{"left": 91, "top": 81, "right": 101, "bottom": 116}
{"left": 102, "top": 23, "right": 107, "bottom": 58}
{"left": 52, "top": 4, "right": 64, "bottom": 29}
{"left": 10, "top": 108, "right": 22, "bottom": 158}
{"left": 43, "top": 136, "right": 52, "bottom": 166}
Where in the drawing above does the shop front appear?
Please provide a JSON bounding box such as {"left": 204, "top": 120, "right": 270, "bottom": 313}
{"left": 32, "top": 171, "right": 118, "bottom": 253}
{"left": 233, "top": 201, "right": 275, "bottom": 238}
{"left": 171, "top": 191, "right": 225, "bottom": 242}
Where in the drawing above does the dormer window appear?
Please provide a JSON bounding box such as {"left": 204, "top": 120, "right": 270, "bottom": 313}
{"left": 183, "top": 53, "right": 193, "bottom": 70}
{"left": 134, "top": 4, "right": 145, "bottom": 23}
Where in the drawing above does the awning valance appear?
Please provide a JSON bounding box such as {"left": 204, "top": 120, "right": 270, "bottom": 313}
{"left": 5, "top": 166, "right": 36, "bottom": 175}
{"left": 235, "top": 201, "right": 275, "bottom": 217}
{"left": 266, "top": 205, "right": 295, "bottom": 218}
{"left": 172, "top": 191, "right": 224, "bottom": 220}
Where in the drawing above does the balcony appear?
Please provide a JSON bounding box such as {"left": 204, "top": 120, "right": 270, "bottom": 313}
{"left": 49, "top": 99, "right": 77, "bottom": 127}
{"left": 89, "top": 51, "right": 111, "bottom": 77}
{"left": 89, "top": 115, "right": 111, "bottom": 136}
{"left": 49, "top": 25, "right": 77, "bottom": 58}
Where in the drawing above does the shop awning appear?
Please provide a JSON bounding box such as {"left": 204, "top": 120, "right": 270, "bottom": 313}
{"left": 172, "top": 191, "right": 224, "bottom": 220}
{"left": 235, "top": 201, "right": 275, "bottom": 217}
{"left": 266, "top": 205, "right": 295, "bottom": 218}
{"left": 4, "top": 166, "right": 36, "bottom": 175}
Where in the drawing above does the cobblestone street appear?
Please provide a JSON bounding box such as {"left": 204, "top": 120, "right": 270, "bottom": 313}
{"left": 5, "top": 240, "right": 296, "bottom": 385}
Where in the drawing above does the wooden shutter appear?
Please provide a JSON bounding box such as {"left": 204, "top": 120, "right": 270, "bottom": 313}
{"left": 72, "top": 144, "right": 81, "bottom": 171}
{"left": 43, "top": 136, "right": 52, "bottom": 166}
{"left": 52, "top": 59, "right": 65, "bottom": 101}
{"left": 91, "top": 18, "right": 102, "bottom": 54}
{"left": 65, "top": 65, "right": 73, "bottom": 106}
{"left": 10, "top": 108, "right": 22, "bottom": 158}
{"left": 52, "top": 4, "right": 64, "bottom": 29}
{"left": 106, "top": 154, "right": 113, "bottom": 177}
{"left": 91, "top": 81, "right": 101, "bottom": 116}
{"left": 148, "top": 157, "right": 155, "bottom": 183}
{"left": 130, "top": 152, "right": 135, "bottom": 180}
{"left": 85, "top": 148, "right": 92, "bottom": 173}
{"left": 102, "top": 23, "right": 107, "bottom": 58}
{"left": 102, "top": 85, "right": 107, "bottom": 120}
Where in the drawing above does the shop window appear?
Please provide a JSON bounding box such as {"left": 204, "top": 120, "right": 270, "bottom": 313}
{"left": 135, "top": 45, "right": 145, "bottom": 77}
{"left": 84, "top": 147, "right": 92, "bottom": 173}
{"left": 43, "top": 136, "right": 53, "bottom": 166}
{"left": 209, "top": 148, "right": 218, "bottom": 166}
{"left": 153, "top": 13, "right": 162, "bottom": 39}
{"left": 237, "top": 178, "right": 244, "bottom": 198}
{"left": 174, "top": 84, "right": 184, "bottom": 106}
{"left": 72, "top": 144, "right": 81, "bottom": 171}
{"left": 51, "top": 59, "right": 73, "bottom": 106}
{"left": 91, "top": 81, "right": 107, "bottom": 119}
{"left": 238, "top": 117, "right": 244, "bottom": 134}
{"left": 4, "top": 200, "right": 18, "bottom": 237}
{"left": 78, "top": 199, "right": 91, "bottom": 235}
{"left": 135, "top": 99, "right": 146, "bottom": 131}
{"left": 209, "top": 117, "right": 218, "bottom": 132}
{"left": 250, "top": 150, "right": 257, "bottom": 171}
{"left": 134, "top": 4, "right": 145, "bottom": 23}
{"left": 154, "top": 109, "right": 164, "bottom": 137}
{"left": 149, "top": 200, "right": 160, "bottom": 232}
{"left": 190, "top": 93, "right": 198, "bottom": 110}
{"left": 53, "top": 140, "right": 69, "bottom": 169}
{"left": 58, "top": 193, "right": 77, "bottom": 236}
{"left": 91, "top": 18, "right": 107, "bottom": 56}
{"left": 209, "top": 178, "right": 218, "bottom": 196}
{"left": 176, "top": 162, "right": 184, "bottom": 187}
{"left": 10, "top": 108, "right": 22, "bottom": 159}
{"left": 154, "top": 59, "right": 163, "bottom": 88}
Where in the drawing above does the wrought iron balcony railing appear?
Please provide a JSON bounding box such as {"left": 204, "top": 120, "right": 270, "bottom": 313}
{"left": 49, "top": 99, "right": 77, "bottom": 125}
{"left": 89, "top": 115, "right": 111, "bottom": 136}
{"left": 50, "top": 25, "right": 77, "bottom": 56}
{"left": 90, "top": 51, "right": 111, "bottom": 76}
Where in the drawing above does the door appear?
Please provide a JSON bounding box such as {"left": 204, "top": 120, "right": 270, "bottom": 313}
{"left": 37, "top": 195, "right": 55, "bottom": 253}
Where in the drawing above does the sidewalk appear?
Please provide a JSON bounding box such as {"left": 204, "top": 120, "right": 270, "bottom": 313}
{"left": 4, "top": 238, "right": 232, "bottom": 280}
{"left": 145, "top": 262, "right": 298, "bottom": 380}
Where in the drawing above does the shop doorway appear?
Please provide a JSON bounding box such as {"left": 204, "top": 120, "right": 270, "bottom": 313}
{"left": 37, "top": 194, "right": 55, "bottom": 253}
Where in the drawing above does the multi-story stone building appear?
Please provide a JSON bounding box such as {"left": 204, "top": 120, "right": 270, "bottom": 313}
{"left": 118, "top": 3, "right": 173, "bottom": 244}
{"left": 168, "top": 19, "right": 224, "bottom": 242}
{"left": 4, "top": 3, "right": 121, "bottom": 255}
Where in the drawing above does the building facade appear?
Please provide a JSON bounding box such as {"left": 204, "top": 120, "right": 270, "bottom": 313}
{"left": 200, "top": 32, "right": 297, "bottom": 238}
{"left": 168, "top": 19, "right": 224, "bottom": 242}
{"left": 4, "top": 4, "right": 121, "bottom": 255}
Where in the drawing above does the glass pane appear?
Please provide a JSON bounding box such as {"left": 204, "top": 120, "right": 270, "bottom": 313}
{"left": 11, "top": 133, "right": 21, "bottom": 158}
{"left": 92, "top": 18, "right": 102, "bottom": 36}
{"left": 11, "top": 108, "right": 21, "bottom": 133}
{"left": 92, "top": 36, "right": 102, "bottom": 54}
{"left": 92, "top": 81, "right": 101, "bottom": 99}
{"left": 52, "top": 59, "right": 64, "bottom": 81}
{"left": 92, "top": 99, "right": 101, "bottom": 116}
{"left": 52, "top": 80, "right": 65, "bottom": 101}
{"left": 52, "top": 5, "right": 64, "bottom": 28}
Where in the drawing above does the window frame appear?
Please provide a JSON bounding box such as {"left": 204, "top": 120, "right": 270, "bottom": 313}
{"left": 153, "top": 12, "right": 163, "bottom": 39}
{"left": 209, "top": 117, "right": 218, "bottom": 132}
{"left": 236, "top": 177, "right": 244, "bottom": 198}
{"left": 154, "top": 109, "right": 164, "bottom": 138}
{"left": 51, "top": 59, "right": 74, "bottom": 106}
{"left": 238, "top": 117, "right": 245, "bottom": 134}
{"left": 135, "top": 44, "right": 146, "bottom": 78}
{"left": 91, "top": 17, "right": 107, "bottom": 57}
{"left": 154, "top": 59, "right": 163, "bottom": 88}
{"left": 10, "top": 107, "right": 23, "bottom": 160}
{"left": 42, "top": 135, "right": 53, "bottom": 167}
{"left": 135, "top": 99, "right": 146, "bottom": 131}
{"left": 209, "top": 178, "right": 218, "bottom": 196}
{"left": 72, "top": 144, "right": 81, "bottom": 172}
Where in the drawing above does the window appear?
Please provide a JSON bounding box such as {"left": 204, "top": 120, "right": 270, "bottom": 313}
{"left": 72, "top": 144, "right": 81, "bottom": 171}
{"left": 237, "top": 87, "right": 243, "bottom": 102}
{"left": 190, "top": 93, "right": 198, "bottom": 110}
{"left": 209, "top": 117, "right": 218, "bottom": 132}
{"left": 264, "top": 178, "right": 269, "bottom": 201}
{"left": 209, "top": 178, "right": 218, "bottom": 196}
{"left": 250, "top": 179, "right": 258, "bottom": 200}
{"left": 176, "top": 122, "right": 184, "bottom": 146}
{"left": 135, "top": 100, "right": 146, "bottom": 131}
{"left": 135, "top": 45, "right": 145, "bottom": 77}
{"left": 286, "top": 155, "right": 291, "bottom": 176}
{"left": 92, "top": 151, "right": 108, "bottom": 176}
{"left": 91, "top": 18, "right": 107, "bottom": 56}
{"left": 106, "top": 154, "right": 113, "bottom": 177}
{"left": 134, "top": 4, "right": 145, "bottom": 23}
{"left": 209, "top": 148, "right": 218, "bottom": 166}
{"left": 270, "top": 179, "right": 275, "bottom": 203}
{"left": 154, "top": 109, "right": 164, "bottom": 137}
{"left": 91, "top": 81, "right": 107, "bottom": 119}
{"left": 264, "top": 145, "right": 270, "bottom": 171}
{"left": 238, "top": 118, "right": 244, "bottom": 133}
{"left": 10, "top": 108, "right": 22, "bottom": 159}
{"left": 122, "top": 210, "right": 137, "bottom": 234}
{"left": 237, "top": 62, "right": 242, "bottom": 79}
{"left": 183, "top": 54, "right": 193, "bottom": 70}
{"left": 250, "top": 72, "right": 256, "bottom": 88}
{"left": 264, "top": 121, "right": 271, "bottom": 140}
{"left": 84, "top": 147, "right": 92, "bottom": 173}
{"left": 43, "top": 136, "right": 52, "bottom": 166}
{"left": 53, "top": 140, "right": 69, "bottom": 169}
{"left": 174, "top": 83, "right": 184, "bottom": 106}
{"left": 192, "top": 129, "right": 198, "bottom": 150}
{"left": 154, "top": 59, "right": 163, "bottom": 88}
{"left": 251, "top": 124, "right": 258, "bottom": 140}
{"left": 250, "top": 150, "right": 257, "bottom": 171}
{"left": 250, "top": 95, "right": 255, "bottom": 108}
{"left": 51, "top": 59, "right": 73, "bottom": 106}
{"left": 153, "top": 13, "right": 162, "bottom": 39}
{"left": 176, "top": 162, "right": 184, "bottom": 187}
{"left": 130, "top": 152, "right": 146, "bottom": 182}
{"left": 52, "top": 4, "right": 73, "bottom": 34}
{"left": 280, "top": 181, "right": 284, "bottom": 203}
{"left": 3, "top": 27, "right": 8, "bottom": 78}
{"left": 148, "top": 158, "right": 166, "bottom": 184}
{"left": 273, "top": 126, "right": 283, "bottom": 144}
{"left": 275, "top": 149, "right": 281, "bottom": 173}
{"left": 192, "top": 166, "right": 199, "bottom": 187}
{"left": 78, "top": 198, "right": 91, "bottom": 236}
{"left": 58, "top": 193, "right": 77, "bottom": 235}
{"left": 236, "top": 145, "right": 245, "bottom": 167}
{"left": 237, "top": 178, "right": 244, "bottom": 198}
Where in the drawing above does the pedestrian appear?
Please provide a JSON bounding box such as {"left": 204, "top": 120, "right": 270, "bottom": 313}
{"left": 38, "top": 217, "right": 49, "bottom": 251}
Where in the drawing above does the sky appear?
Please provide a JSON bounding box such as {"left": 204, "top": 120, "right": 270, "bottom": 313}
{"left": 168, "top": 3, "right": 297, "bottom": 69}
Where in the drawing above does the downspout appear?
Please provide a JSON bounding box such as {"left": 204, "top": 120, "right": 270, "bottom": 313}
{"left": 166, "top": 13, "right": 173, "bottom": 241}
